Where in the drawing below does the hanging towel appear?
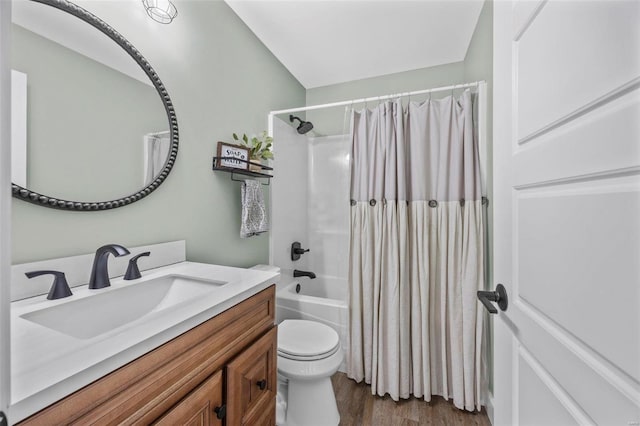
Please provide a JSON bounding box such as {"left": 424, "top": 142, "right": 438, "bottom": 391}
{"left": 240, "top": 179, "right": 269, "bottom": 238}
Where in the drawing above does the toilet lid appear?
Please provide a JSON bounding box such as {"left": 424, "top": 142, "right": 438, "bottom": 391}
{"left": 278, "top": 320, "right": 340, "bottom": 360}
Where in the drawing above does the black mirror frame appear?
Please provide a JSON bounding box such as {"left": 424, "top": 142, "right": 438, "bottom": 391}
{"left": 11, "top": 0, "right": 179, "bottom": 211}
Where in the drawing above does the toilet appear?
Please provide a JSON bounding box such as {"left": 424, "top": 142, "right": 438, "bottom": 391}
{"left": 277, "top": 319, "right": 343, "bottom": 426}
{"left": 249, "top": 265, "right": 343, "bottom": 426}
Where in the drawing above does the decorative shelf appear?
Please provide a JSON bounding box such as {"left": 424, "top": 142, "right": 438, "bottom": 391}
{"left": 212, "top": 157, "right": 273, "bottom": 185}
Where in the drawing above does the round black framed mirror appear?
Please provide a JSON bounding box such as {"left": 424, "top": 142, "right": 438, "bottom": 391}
{"left": 11, "top": 0, "right": 178, "bottom": 211}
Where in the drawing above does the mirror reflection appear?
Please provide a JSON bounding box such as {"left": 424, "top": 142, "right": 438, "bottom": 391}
{"left": 11, "top": 0, "right": 169, "bottom": 202}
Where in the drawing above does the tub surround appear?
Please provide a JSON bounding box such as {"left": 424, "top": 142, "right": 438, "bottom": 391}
{"left": 10, "top": 246, "right": 279, "bottom": 423}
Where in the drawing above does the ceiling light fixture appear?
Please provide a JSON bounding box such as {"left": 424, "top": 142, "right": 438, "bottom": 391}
{"left": 142, "top": 0, "right": 178, "bottom": 24}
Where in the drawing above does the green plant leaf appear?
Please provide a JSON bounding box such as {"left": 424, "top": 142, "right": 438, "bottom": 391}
{"left": 232, "top": 130, "right": 273, "bottom": 158}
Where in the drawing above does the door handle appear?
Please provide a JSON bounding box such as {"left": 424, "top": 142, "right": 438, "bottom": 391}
{"left": 477, "top": 284, "right": 508, "bottom": 314}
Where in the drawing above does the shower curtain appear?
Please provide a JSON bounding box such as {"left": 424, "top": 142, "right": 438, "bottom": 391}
{"left": 144, "top": 132, "right": 171, "bottom": 186}
{"left": 347, "top": 89, "right": 484, "bottom": 411}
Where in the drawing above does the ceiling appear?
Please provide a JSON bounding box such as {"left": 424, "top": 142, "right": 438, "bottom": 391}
{"left": 225, "top": 0, "right": 485, "bottom": 89}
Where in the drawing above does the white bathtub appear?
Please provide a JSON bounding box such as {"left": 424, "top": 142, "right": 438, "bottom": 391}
{"left": 276, "top": 276, "right": 348, "bottom": 372}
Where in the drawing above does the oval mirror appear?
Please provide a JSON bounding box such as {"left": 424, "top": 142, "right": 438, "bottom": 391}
{"left": 10, "top": 0, "right": 178, "bottom": 211}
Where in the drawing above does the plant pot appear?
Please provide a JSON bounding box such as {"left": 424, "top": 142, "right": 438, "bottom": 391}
{"left": 249, "top": 158, "right": 263, "bottom": 173}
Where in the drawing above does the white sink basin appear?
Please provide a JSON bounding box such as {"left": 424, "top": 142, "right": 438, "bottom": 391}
{"left": 20, "top": 275, "right": 226, "bottom": 339}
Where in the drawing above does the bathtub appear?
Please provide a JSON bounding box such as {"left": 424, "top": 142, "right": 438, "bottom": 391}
{"left": 276, "top": 275, "right": 348, "bottom": 372}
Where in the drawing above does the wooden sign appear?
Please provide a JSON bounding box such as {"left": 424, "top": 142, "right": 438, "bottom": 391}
{"left": 216, "top": 142, "right": 249, "bottom": 170}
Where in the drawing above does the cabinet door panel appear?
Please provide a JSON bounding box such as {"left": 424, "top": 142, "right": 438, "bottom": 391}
{"left": 153, "top": 370, "right": 223, "bottom": 426}
{"left": 242, "top": 400, "right": 276, "bottom": 426}
{"left": 226, "top": 326, "right": 277, "bottom": 426}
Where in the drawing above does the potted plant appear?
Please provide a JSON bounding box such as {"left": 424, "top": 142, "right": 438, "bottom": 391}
{"left": 232, "top": 131, "right": 274, "bottom": 172}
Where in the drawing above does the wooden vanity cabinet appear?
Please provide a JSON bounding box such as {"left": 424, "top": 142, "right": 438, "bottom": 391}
{"left": 18, "top": 286, "right": 277, "bottom": 426}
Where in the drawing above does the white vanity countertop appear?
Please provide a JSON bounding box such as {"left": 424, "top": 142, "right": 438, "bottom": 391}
{"left": 10, "top": 261, "right": 279, "bottom": 423}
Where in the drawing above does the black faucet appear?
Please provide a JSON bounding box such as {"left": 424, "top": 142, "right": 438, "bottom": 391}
{"left": 89, "top": 244, "right": 130, "bottom": 289}
{"left": 293, "top": 269, "right": 316, "bottom": 279}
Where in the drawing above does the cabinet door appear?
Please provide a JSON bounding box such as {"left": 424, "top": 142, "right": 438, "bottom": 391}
{"left": 242, "top": 399, "right": 276, "bottom": 426}
{"left": 153, "top": 370, "right": 224, "bottom": 426}
{"left": 226, "top": 326, "right": 277, "bottom": 426}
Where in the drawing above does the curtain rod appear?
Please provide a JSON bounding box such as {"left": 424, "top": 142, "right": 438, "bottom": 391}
{"left": 269, "top": 80, "right": 485, "bottom": 116}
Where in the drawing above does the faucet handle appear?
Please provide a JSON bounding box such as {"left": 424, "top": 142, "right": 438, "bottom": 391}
{"left": 25, "top": 270, "right": 73, "bottom": 300}
{"left": 124, "top": 251, "right": 151, "bottom": 280}
{"left": 291, "top": 242, "right": 311, "bottom": 261}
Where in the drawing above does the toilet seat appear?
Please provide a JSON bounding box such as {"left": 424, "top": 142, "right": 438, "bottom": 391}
{"left": 278, "top": 344, "right": 340, "bottom": 361}
{"left": 278, "top": 320, "right": 340, "bottom": 361}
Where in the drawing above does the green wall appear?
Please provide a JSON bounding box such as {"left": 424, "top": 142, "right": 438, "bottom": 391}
{"left": 465, "top": 0, "right": 493, "bottom": 209}
{"left": 11, "top": 0, "right": 305, "bottom": 265}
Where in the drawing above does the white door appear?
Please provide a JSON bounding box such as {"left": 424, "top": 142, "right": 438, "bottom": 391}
{"left": 492, "top": 1, "right": 640, "bottom": 425}
{"left": 0, "top": 1, "right": 11, "bottom": 424}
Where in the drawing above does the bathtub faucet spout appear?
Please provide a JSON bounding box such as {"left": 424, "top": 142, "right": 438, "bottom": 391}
{"left": 293, "top": 269, "right": 316, "bottom": 279}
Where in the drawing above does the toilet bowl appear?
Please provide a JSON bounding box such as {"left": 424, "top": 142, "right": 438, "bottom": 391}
{"left": 277, "top": 319, "right": 343, "bottom": 426}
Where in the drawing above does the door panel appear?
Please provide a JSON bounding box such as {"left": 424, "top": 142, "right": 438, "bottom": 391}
{"left": 516, "top": 1, "right": 640, "bottom": 141}
{"left": 518, "top": 351, "right": 580, "bottom": 426}
{"left": 516, "top": 308, "right": 639, "bottom": 425}
{"left": 517, "top": 188, "right": 640, "bottom": 378}
{"left": 493, "top": 1, "right": 640, "bottom": 425}
{"left": 515, "top": 89, "right": 640, "bottom": 187}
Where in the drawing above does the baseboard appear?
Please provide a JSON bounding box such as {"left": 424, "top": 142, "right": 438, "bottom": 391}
{"left": 485, "top": 391, "right": 495, "bottom": 425}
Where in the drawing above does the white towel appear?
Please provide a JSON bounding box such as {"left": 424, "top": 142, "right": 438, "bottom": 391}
{"left": 240, "top": 179, "right": 269, "bottom": 238}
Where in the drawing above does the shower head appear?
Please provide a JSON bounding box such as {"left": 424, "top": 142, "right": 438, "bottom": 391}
{"left": 289, "top": 115, "right": 314, "bottom": 134}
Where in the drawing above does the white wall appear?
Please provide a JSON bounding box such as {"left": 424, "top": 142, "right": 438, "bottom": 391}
{"left": 271, "top": 120, "right": 351, "bottom": 287}
{"left": 307, "top": 135, "right": 350, "bottom": 283}
{"left": 270, "top": 117, "right": 309, "bottom": 275}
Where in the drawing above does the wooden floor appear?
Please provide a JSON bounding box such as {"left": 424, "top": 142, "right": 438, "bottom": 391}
{"left": 331, "top": 373, "right": 491, "bottom": 426}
